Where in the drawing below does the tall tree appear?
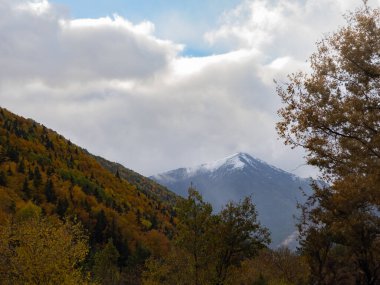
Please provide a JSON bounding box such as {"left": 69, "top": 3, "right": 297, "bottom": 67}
{"left": 33, "top": 166, "right": 42, "bottom": 188}
{"left": 212, "top": 197, "right": 270, "bottom": 285}
{"left": 276, "top": 3, "right": 380, "bottom": 284}
{"left": 143, "top": 189, "right": 270, "bottom": 285}
{"left": 93, "top": 239, "right": 121, "bottom": 285}
{"left": 176, "top": 188, "right": 214, "bottom": 285}
{"left": 94, "top": 209, "right": 107, "bottom": 244}
{"left": 45, "top": 179, "right": 56, "bottom": 203}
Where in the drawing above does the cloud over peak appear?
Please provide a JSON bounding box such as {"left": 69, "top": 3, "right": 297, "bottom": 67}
{"left": 2, "top": 0, "right": 375, "bottom": 178}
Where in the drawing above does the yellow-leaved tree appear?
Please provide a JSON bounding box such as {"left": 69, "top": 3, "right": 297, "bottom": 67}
{"left": 0, "top": 202, "right": 91, "bottom": 285}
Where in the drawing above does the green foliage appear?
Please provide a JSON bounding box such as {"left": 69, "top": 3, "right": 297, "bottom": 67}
{"left": 94, "top": 155, "right": 178, "bottom": 206}
{"left": 14, "top": 201, "right": 42, "bottom": 222}
{"left": 229, "top": 248, "right": 309, "bottom": 285}
{"left": 144, "top": 189, "right": 270, "bottom": 285}
{"left": 93, "top": 239, "right": 121, "bottom": 285}
{"left": 253, "top": 275, "right": 267, "bottom": 285}
{"left": 176, "top": 188, "right": 214, "bottom": 284}
{"left": 213, "top": 197, "right": 270, "bottom": 284}
{"left": 142, "top": 248, "right": 193, "bottom": 285}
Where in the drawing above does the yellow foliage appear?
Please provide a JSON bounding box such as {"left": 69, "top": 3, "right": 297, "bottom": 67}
{"left": 0, "top": 214, "right": 90, "bottom": 285}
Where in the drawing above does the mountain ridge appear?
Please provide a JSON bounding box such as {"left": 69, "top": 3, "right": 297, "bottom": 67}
{"left": 153, "top": 152, "right": 300, "bottom": 181}
{"left": 151, "top": 152, "right": 313, "bottom": 247}
{"left": 0, "top": 106, "right": 177, "bottom": 270}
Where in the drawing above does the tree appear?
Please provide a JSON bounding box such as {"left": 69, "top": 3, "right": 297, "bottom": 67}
{"left": 115, "top": 169, "right": 121, "bottom": 180}
{"left": 277, "top": 3, "right": 380, "bottom": 183}
{"left": 21, "top": 177, "right": 31, "bottom": 199}
{"left": 6, "top": 146, "right": 19, "bottom": 162}
{"left": 276, "top": 3, "right": 380, "bottom": 284}
{"left": 298, "top": 181, "right": 380, "bottom": 285}
{"left": 17, "top": 159, "right": 25, "bottom": 173}
{"left": 33, "top": 166, "right": 42, "bottom": 188}
{"left": 143, "top": 189, "right": 270, "bottom": 285}
{"left": 212, "top": 197, "right": 270, "bottom": 285}
{"left": 56, "top": 198, "right": 69, "bottom": 218}
{"left": 45, "top": 178, "right": 56, "bottom": 203}
{"left": 176, "top": 188, "right": 214, "bottom": 285}
{"left": 0, "top": 203, "right": 90, "bottom": 285}
{"left": 94, "top": 209, "right": 107, "bottom": 244}
{"left": 230, "top": 248, "right": 309, "bottom": 285}
{"left": 92, "top": 239, "right": 121, "bottom": 285}
{"left": 142, "top": 247, "right": 193, "bottom": 285}
{"left": 0, "top": 146, "right": 7, "bottom": 164}
{"left": 0, "top": 170, "right": 7, "bottom": 186}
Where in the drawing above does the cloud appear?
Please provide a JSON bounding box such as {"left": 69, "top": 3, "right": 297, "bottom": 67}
{"left": 1, "top": 0, "right": 374, "bottom": 178}
{"left": 204, "top": 0, "right": 368, "bottom": 58}
{"left": 0, "top": 1, "right": 181, "bottom": 85}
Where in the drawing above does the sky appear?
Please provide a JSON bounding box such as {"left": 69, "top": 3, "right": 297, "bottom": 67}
{"left": 1, "top": 0, "right": 379, "bottom": 178}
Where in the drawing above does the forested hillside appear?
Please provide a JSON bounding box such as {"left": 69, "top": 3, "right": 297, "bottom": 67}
{"left": 94, "top": 155, "right": 178, "bottom": 206}
{"left": 0, "top": 107, "right": 176, "bottom": 283}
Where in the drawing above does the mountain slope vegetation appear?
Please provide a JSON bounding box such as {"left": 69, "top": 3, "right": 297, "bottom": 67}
{"left": 0, "top": 107, "right": 176, "bottom": 281}
{"left": 94, "top": 155, "right": 178, "bottom": 206}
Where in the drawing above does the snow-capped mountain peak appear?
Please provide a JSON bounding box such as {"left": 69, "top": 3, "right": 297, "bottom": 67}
{"left": 185, "top": 152, "right": 256, "bottom": 175}
{"left": 150, "top": 152, "right": 313, "bottom": 248}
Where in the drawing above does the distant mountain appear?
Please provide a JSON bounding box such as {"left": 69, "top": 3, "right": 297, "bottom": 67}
{"left": 151, "top": 152, "right": 313, "bottom": 247}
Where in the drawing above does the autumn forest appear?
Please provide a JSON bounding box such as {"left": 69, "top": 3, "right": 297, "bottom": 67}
{"left": 0, "top": 2, "right": 380, "bottom": 285}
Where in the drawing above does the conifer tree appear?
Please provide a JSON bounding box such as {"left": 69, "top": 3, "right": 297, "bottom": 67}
{"left": 0, "top": 171, "right": 7, "bottom": 186}
{"left": 93, "top": 239, "right": 121, "bottom": 285}
{"left": 45, "top": 179, "right": 56, "bottom": 203}
{"left": 33, "top": 166, "right": 42, "bottom": 188}
{"left": 94, "top": 210, "right": 107, "bottom": 244}
{"left": 17, "top": 159, "right": 25, "bottom": 174}
{"left": 21, "top": 178, "right": 30, "bottom": 199}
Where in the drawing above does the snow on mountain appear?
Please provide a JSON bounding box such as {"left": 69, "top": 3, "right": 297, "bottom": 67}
{"left": 151, "top": 152, "right": 314, "bottom": 248}
{"left": 154, "top": 152, "right": 294, "bottom": 180}
{"left": 189, "top": 152, "right": 247, "bottom": 174}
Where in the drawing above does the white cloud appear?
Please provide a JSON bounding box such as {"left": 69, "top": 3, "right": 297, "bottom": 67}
{"left": 205, "top": 0, "right": 380, "bottom": 58}
{"left": 15, "top": 0, "right": 51, "bottom": 15}
{"left": 0, "top": 1, "right": 181, "bottom": 85}
{"left": 1, "top": 0, "right": 375, "bottom": 178}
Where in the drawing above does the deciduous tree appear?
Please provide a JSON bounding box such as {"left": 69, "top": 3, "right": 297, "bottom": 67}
{"left": 143, "top": 189, "right": 270, "bottom": 285}
{"left": 276, "top": 3, "right": 380, "bottom": 284}
{"left": 212, "top": 197, "right": 270, "bottom": 285}
{"left": 0, "top": 203, "right": 90, "bottom": 285}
